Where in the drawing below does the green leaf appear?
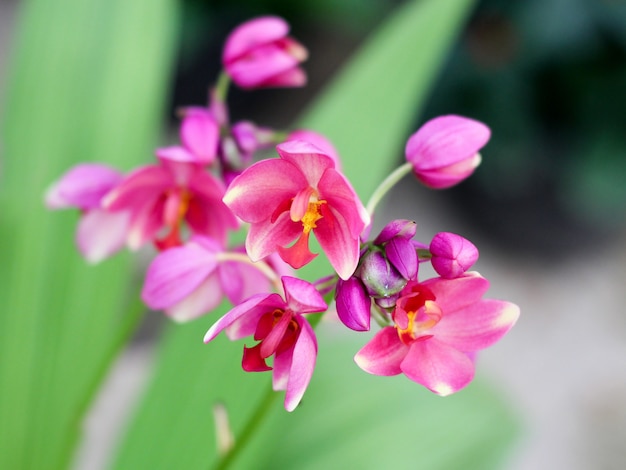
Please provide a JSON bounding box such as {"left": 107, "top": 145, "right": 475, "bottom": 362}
{"left": 112, "top": 1, "right": 517, "bottom": 469}
{"left": 0, "top": 0, "right": 177, "bottom": 468}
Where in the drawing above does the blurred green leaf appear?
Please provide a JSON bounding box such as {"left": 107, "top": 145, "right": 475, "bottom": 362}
{"left": 0, "top": 0, "right": 177, "bottom": 469}
{"left": 112, "top": 1, "right": 517, "bottom": 469}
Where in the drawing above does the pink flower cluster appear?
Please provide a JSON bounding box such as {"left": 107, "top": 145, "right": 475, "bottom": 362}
{"left": 46, "top": 16, "right": 519, "bottom": 411}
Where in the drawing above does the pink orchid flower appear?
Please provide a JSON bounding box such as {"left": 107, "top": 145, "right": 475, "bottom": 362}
{"left": 103, "top": 155, "right": 238, "bottom": 251}
{"left": 222, "top": 16, "right": 308, "bottom": 89}
{"left": 204, "top": 276, "right": 327, "bottom": 411}
{"left": 223, "top": 140, "right": 370, "bottom": 280}
{"left": 405, "top": 115, "right": 491, "bottom": 189}
{"left": 355, "top": 272, "right": 519, "bottom": 395}
{"left": 141, "top": 235, "right": 293, "bottom": 322}
{"left": 45, "top": 163, "right": 130, "bottom": 263}
{"left": 156, "top": 107, "right": 220, "bottom": 166}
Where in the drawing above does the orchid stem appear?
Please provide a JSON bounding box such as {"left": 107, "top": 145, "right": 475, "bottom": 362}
{"left": 365, "top": 162, "right": 412, "bottom": 217}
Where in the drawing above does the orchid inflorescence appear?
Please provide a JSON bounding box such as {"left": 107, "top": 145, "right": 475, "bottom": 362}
{"left": 46, "top": 16, "right": 519, "bottom": 412}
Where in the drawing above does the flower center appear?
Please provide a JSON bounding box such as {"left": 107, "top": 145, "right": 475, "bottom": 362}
{"left": 155, "top": 188, "right": 192, "bottom": 250}
{"left": 394, "top": 284, "right": 442, "bottom": 345}
{"left": 301, "top": 200, "right": 325, "bottom": 234}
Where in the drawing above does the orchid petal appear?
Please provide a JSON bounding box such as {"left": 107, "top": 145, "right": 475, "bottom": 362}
{"left": 284, "top": 318, "right": 317, "bottom": 412}
{"left": 165, "top": 273, "right": 224, "bottom": 322}
{"left": 46, "top": 163, "right": 123, "bottom": 210}
{"left": 286, "top": 129, "right": 341, "bottom": 171}
{"left": 180, "top": 108, "right": 219, "bottom": 164}
{"left": 282, "top": 276, "right": 327, "bottom": 314}
{"left": 354, "top": 327, "right": 405, "bottom": 376}
{"left": 374, "top": 219, "right": 417, "bottom": 244}
{"left": 400, "top": 339, "right": 475, "bottom": 396}
{"left": 141, "top": 242, "right": 218, "bottom": 310}
{"left": 434, "top": 300, "right": 520, "bottom": 351}
{"left": 385, "top": 237, "right": 418, "bottom": 280}
{"left": 276, "top": 140, "right": 335, "bottom": 187}
{"left": 314, "top": 204, "right": 360, "bottom": 280}
{"left": 223, "top": 158, "right": 306, "bottom": 223}
{"left": 223, "top": 16, "right": 290, "bottom": 63}
{"left": 76, "top": 209, "right": 129, "bottom": 263}
{"left": 421, "top": 272, "right": 490, "bottom": 313}
{"left": 246, "top": 212, "right": 302, "bottom": 262}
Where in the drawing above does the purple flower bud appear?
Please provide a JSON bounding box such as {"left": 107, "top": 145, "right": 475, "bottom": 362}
{"left": 335, "top": 277, "right": 371, "bottom": 331}
{"left": 360, "top": 250, "right": 407, "bottom": 299}
{"left": 374, "top": 219, "right": 417, "bottom": 244}
{"left": 385, "top": 237, "right": 418, "bottom": 280}
{"left": 429, "top": 232, "right": 479, "bottom": 279}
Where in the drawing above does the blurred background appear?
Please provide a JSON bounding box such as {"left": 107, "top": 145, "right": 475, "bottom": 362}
{"left": 2, "top": 0, "right": 625, "bottom": 469}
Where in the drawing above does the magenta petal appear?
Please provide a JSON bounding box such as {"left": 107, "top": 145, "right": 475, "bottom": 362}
{"left": 102, "top": 165, "right": 170, "bottom": 211}
{"left": 405, "top": 115, "right": 490, "bottom": 170}
{"left": 400, "top": 339, "right": 475, "bottom": 396}
{"left": 166, "top": 273, "right": 224, "bottom": 322}
{"left": 284, "top": 318, "right": 317, "bottom": 412}
{"left": 223, "top": 294, "right": 286, "bottom": 341}
{"left": 204, "top": 293, "right": 278, "bottom": 343}
{"left": 223, "top": 158, "right": 306, "bottom": 223}
{"left": 273, "top": 344, "right": 294, "bottom": 392}
{"left": 314, "top": 205, "right": 360, "bottom": 280}
{"left": 354, "top": 327, "right": 406, "bottom": 376}
{"left": 434, "top": 299, "right": 520, "bottom": 351}
{"left": 276, "top": 140, "right": 335, "bottom": 187}
{"left": 180, "top": 108, "right": 219, "bottom": 164}
{"left": 374, "top": 219, "right": 417, "bottom": 244}
{"left": 286, "top": 129, "right": 341, "bottom": 171}
{"left": 246, "top": 213, "right": 302, "bottom": 262}
{"left": 421, "top": 273, "right": 490, "bottom": 313}
{"left": 385, "top": 237, "right": 418, "bottom": 280}
{"left": 46, "top": 164, "right": 123, "bottom": 210}
{"left": 223, "top": 16, "right": 289, "bottom": 63}
{"left": 335, "top": 277, "right": 371, "bottom": 331}
{"left": 76, "top": 209, "right": 129, "bottom": 263}
{"left": 282, "top": 276, "right": 327, "bottom": 314}
{"left": 318, "top": 168, "right": 369, "bottom": 237}
{"left": 155, "top": 146, "right": 198, "bottom": 164}
{"left": 141, "top": 242, "right": 218, "bottom": 310}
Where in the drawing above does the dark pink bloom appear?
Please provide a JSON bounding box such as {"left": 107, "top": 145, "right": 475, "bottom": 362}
{"left": 204, "top": 276, "right": 327, "bottom": 411}
{"left": 430, "top": 232, "right": 479, "bottom": 279}
{"left": 355, "top": 273, "right": 519, "bottom": 395}
{"left": 45, "top": 163, "right": 130, "bottom": 263}
{"left": 405, "top": 115, "right": 490, "bottom": 189}
{"left": 141, "top": 235, "right": 292, "bottom": 322}
{"left": 103, "top": 156, "right": 238, "bottom": 251}
{"left": 223, "top": 140, "right": 370, "bottom": 280}
{"left": 222, "top": 16, "right": 308, "bottom": 89}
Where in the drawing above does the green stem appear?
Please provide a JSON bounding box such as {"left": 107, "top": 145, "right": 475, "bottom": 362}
{"left": 214, "top": 71, "right": 231, "bottom": 103}
{"left": 365, "top": 162, "right": 413, "bottom": 217}
{"left": 212, "top": 384, "right": 279, "bottom": 470}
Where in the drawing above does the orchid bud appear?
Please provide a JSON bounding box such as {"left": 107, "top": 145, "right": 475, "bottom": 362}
{"left": 374, "top": 219, "right": 417, "bottom": 244}
{"left": 222, "top": 16, "right": 308, "bottom": 89}
{"left": 385, "top": 237, "right": 418, "bottom": 280}
{"left": 429, "top": 232, "right": 479, "bottom": 279}
{"left": 335, "top": 277, "right": 371, "bottom": 331}
{"left": 360, "top": 250, "right": 407, "bottom": 299}
{"left": 405, "top": 115, "right": 490, "bottom": 189}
